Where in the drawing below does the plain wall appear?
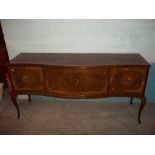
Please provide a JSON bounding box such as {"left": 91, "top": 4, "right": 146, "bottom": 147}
{"left": 1, "top": 19, "right": 155, "bottom": 62}
{"left": 1, "top": 19, "right": 155, "bottom": 102}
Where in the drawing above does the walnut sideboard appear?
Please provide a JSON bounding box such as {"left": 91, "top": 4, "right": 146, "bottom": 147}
{"left": 6, "top": 53, "right": 150, "bottom": 123}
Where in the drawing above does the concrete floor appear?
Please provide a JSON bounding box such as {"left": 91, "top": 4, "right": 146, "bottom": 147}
{"left": 0, "top": 90, "right": 155, "bottom": 135}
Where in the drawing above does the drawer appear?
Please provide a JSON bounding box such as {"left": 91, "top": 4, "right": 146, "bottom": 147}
{"left": 110, "top": 67, "right": 148, "bottom": 95}
{"left": 9, "top": 66, "right": 44, "bottom": 91}
{"left": 45, "top": 67, "right": 109, "bottom": 98}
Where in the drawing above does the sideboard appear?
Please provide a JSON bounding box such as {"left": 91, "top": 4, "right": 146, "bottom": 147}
{"left": 6, "top": 53, "right": 150, "bottom": 123}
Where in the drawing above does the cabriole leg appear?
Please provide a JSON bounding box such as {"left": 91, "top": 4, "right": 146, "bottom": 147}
{"left": 11, "top": 95, "right": 20, "bottom": 119}
{"left": 6, "top": 72, "right": 20, "bottom": 119}
{"left": 138, "top": 96, "right": 146, "bottom": 124}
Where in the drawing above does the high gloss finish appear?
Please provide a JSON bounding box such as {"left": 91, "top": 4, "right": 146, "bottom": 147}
{"left": 7, "top": 53, "right": 150, "bottom": 123}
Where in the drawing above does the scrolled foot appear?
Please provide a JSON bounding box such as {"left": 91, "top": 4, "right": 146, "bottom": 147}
{"left": 138, "top": 96, "right": 146, "bottom": 124}
{"left": 11, "top": 96, "right": 20, "bottom": 119}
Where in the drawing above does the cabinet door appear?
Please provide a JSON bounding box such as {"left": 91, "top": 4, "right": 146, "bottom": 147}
{"left": 110, "top": 67, "right": 147, "bottom": 95}
{"left": 45, "top": 67, "right": 109, "bottom": 98}
{"left": 10, "top": 66, "right": 44, "bottom": 91}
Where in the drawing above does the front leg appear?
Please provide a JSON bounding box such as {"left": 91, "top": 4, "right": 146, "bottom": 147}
{"left": 11, "top": 94, "right": 20, "bottom": 119}
{"left": 6, "top": 72, "right": 20, "bottom": 119}
{"left": 138, "top": 96, "right": 146, "bottom": 124}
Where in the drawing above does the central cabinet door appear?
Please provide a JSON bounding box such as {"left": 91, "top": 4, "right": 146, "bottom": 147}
{"left": 44, "top": 67, "right": 109, "bottom": 98}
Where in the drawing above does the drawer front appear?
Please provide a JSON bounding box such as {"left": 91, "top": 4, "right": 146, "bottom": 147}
{"left": 45, "top": 67, "right": 109, "bottom": 98}
{"left": 10, "top": 66, "right": 44, "bottom": 91}
{"left": 110, "top": 67, "right": 147, "bottom": 95}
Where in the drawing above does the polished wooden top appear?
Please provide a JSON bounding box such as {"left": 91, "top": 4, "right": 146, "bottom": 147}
{"left": 9, "top": 53, "right": 150, "bottom": 66}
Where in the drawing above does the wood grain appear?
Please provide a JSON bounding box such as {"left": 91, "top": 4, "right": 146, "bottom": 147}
{"left": 7, "top": 53, "right": 150, "bottom": 122}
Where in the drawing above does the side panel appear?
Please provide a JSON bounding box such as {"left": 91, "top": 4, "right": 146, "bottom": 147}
{"left": 9, "top": 66, "right": 44, "bottom": 92}
{"left": 110, "top": 66, "right": 148, "bottom": 96}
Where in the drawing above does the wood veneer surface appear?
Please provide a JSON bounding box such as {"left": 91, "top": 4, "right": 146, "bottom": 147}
{"left": 10, "top": 53, "right": 150, "bottom": 66}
